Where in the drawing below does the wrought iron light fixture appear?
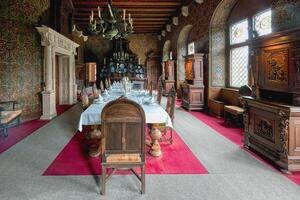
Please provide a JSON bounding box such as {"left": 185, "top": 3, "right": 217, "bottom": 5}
{"left": 88, "top": 0, "right": 134, "bottom": 40}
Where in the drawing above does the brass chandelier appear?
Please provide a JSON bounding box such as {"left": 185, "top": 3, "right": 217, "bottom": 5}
{"left": 88, "top": 0, "right": 134, "bottom": 40}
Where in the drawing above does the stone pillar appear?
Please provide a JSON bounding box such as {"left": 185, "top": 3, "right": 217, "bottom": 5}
{"left": 69, "top": 55, "right": 77, "bottom": 104}
{"left": 40, "top": 45, "right": 57, "bottom": 120}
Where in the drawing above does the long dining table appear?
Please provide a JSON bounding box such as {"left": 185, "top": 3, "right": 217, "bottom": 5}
{"left": 78, "top": 88, "right": 173, "bottom": 157}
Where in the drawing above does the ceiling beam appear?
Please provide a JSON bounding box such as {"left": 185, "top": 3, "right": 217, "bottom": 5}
{"left": 73, "top": 1, "right": 181, "bottom": 7}
{"left": 74, "top": 8, "right": 176, "bottom": 12}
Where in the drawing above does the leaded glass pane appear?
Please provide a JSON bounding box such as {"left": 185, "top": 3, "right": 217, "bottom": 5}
{"left": 230, "top": 19, "right": 249, "bottom": 45}
{"left": 230, "top": 46, "right": 249, "bottom": 87}
{"left": 254, "top": 9, "right": 272, "bottom": 36}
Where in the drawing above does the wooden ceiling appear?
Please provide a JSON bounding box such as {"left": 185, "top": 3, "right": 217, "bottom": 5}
{"left": 73, "top": 0, "right": 191, "bottom": 34}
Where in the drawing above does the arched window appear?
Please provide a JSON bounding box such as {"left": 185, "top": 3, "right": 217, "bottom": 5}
{"left": 227, "top": 0, "right": 272, "bottom": 88}
{"left": 177, "top": 25, "right": 193, "bottom": 83}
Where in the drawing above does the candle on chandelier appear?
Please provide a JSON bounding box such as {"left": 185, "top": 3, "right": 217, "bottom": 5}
{"left": 108, "top": 4, "right": 113, "bottom": 17}
{"left": 123, "top": 9, "right": 126, "bottom": 21}
{"left": 98, "top": 6, "right": 101, "bottom": 18}
{"left": 91, "top": 10, "right": 94, "bottom": 21}
{"left": 89, "top": 15, "right": 92, "bottom": 24}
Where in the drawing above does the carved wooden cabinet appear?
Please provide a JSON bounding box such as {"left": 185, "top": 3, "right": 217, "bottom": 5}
{"left": 242, "top": 28, "right": 300, "bottom": 172}
{"left": 181, "top": 54, "right": 205, "bottom": 110}
{"left": 182, "top": 84, "right": 204, "bottom": 110}
{"left": 242, "top": 97, "right": 300, "bottom": 172}
{"left": 163, "top": 60, "right": 175, "bottom": 95}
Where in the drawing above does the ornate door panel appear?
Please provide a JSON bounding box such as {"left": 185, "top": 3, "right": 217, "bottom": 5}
{"left": 260, "top": 44, "right": 290, "bottom": 92}
{"left": 289, "top": 118, "right": 300, "bottom": 157}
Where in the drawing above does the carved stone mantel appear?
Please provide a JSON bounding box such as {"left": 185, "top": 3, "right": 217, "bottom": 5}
{"left": 36, "top": 26, "right": 79, "bottom": 120}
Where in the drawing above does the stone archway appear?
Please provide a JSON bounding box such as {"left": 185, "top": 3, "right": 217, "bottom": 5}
{"left": 162, "top": 40, "right": 171, "bottom": 62}
{"left": 209, "top": 0, "right": 238, "bottom": 88}
{"left": 177, "top": 25, "right": 193, "bottom": 84}
{"left": 37, "top": 26, "right": 79, "bottom": 120}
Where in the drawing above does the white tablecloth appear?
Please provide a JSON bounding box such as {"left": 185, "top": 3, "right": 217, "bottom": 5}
{"left": 78, "top": 94, "right": 173, "bottom": 131}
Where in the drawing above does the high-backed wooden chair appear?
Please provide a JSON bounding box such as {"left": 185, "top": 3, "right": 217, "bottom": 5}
{"left": 156, "top": 77, "right": 163, "bottom": 105}
{"left": 152, "top": 86, "right": 176, "bottom": 144}
{"left": 80, "top": 87, "right": 90, "bottom": 110}
{"left": 100, "top": 80, "right": 104, "bottom": 92}
{"left": 148, "top": 81, "right": 153, "bottom": 96}
{"left": 92, "top": 83, "right": 99, "bottom": 98}
{"left": 100, "top": 96, "right": 146, "bottom": 195}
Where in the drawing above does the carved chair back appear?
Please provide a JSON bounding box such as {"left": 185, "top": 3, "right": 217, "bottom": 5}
{"left": 166, "top": 86, "right": 176, "bottom": 122}
{"left": 92, "top": 83, "right": 99, "bottom": 98}
{"left": 101, "top": 97, "right": 146, "bottom": 163}
{"left": 100, "top": 80, "right": 104, "bottom": 92}
{"left": 81, "top": 87, "right": 89, "bottom": 110}
{"left": 148, "top": 81, "right": 153, "bottom": 96}
{"left": 157, "top": 77, "right": 163, "bottom": 105}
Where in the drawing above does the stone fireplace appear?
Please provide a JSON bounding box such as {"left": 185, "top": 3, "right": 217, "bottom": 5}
{"left": 37, "top": 26, "right": 79, "bottom": 120}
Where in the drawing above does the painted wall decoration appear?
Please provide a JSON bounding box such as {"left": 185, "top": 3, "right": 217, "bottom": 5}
{"left": 127, "top": 34, "right": 161, "bottom": 65}
{"left": 272, "top": 0, "right": 300, "bottom": 32}
{"left": 0, "top": 0, "right": 49, "bottom": 120}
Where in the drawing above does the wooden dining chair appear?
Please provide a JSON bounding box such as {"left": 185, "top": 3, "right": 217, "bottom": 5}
{"left": 100, "top": 80, "right": 104, "bottom": 92}
{"left": 148, "top": 81, "right": 153, "bottom": 96}
{"left": 100, "top": 96, "right": 146, "bottom": 195}
{"left": 80, "top": 87, "right": 90, "bottom": 110}
{"left": 157, "top": 78, "right": 163, "bottom": 105}
{"left": 152, "top": 86, "right": 176, "bottom": 144}
{"left": 92, "top": 83, "right": 99, "bottom": 98}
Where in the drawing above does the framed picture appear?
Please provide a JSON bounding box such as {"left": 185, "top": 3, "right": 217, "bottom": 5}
{"left": 188, "top": 42, "right": 195, "bottom": 55}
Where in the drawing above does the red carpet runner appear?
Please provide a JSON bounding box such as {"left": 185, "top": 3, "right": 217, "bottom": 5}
{"left": 178, "top": 101, "right": 300, "bottom": 186}
{"left": 43, "top": 130, "right": 208, "bottom": 175}
{"left": 0, "top": 105, "right": 73, "bottom": 154}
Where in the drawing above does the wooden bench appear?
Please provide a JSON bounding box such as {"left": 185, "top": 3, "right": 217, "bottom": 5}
{"left": 0, "top": 101, "right": 22, "bottom": 137}
{"left": 224, "top": 105, "right": 244, "bottom": 127}
{"left": 209, "top": 88, "right": 241, "bottom": 118}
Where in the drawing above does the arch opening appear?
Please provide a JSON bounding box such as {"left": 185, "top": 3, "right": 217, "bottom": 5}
{"left": 177, "top": 24, "right": 193, "bottom": 84}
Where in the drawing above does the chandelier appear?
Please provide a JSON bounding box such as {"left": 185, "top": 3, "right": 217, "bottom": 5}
{"left": 88, "top": 0, "right": 134, "bottom": 40}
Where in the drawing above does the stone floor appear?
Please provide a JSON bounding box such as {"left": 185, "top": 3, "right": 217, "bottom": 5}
{"left": 1, "top": 102, "right": 300, "bottom": 200}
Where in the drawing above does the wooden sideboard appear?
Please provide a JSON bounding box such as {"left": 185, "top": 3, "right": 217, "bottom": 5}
{"left": 182, "top": 84, "right": 204, "bottom": 110}
{"left": 181, "top": 54, "right": 205, "bottom": 111}
{"left": 242, "top": 97, "right": 300, "bottom": 172}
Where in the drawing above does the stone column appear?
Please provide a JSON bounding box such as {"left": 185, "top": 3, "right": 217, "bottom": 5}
{"left": 70, "top": 54, "right": 77, "bottom": 104}
{"left": 40, "top": 45, "right": 57, "bottom": 120}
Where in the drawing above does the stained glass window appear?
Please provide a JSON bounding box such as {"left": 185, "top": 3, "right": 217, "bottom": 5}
{"left": 230, "top": 19, "right": 249, "bottom": 45}
{"left": 254, "top": 9, "right": 272, "bottom": 37}
{"left": 230, "top": 46, "right": 249, "bottom": 87}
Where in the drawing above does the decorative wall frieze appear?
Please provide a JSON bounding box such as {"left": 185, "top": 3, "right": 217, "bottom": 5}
{"left": 36, "top": 26, "right": 79, "bottom": 55}
{"left": 173, "top": 17, "right": 179, "bottom": 26}
{"left": 162, "top": 30, "right": 166, "bottom": 37}
{"left": 181, "top": 6, "right": 189, "bottom": 17}
{"left": 195, "top": 0, "right": 204, "bottom": 4}
{"left": 166, "top": 24, "right": 172, "bottom": 32}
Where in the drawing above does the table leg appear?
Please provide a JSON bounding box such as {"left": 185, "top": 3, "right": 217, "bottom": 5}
{"left": 149, "top": 128, "right": 162, "bottom": 157}
{"left": 86, "top": 125, "right": 102, "bottom": 157}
